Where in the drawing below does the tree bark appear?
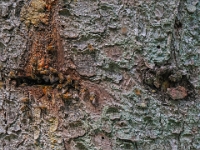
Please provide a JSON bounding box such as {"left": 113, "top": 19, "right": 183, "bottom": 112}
{"left": 0, "top": 0, "right": 200, "bottom": 149}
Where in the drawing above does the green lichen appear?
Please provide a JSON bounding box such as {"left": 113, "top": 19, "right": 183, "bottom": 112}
{"left": 20, "top": 0, "right": 48, "bottom": 27}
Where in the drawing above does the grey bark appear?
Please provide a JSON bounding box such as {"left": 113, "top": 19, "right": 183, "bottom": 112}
{"left": 0, "top": 0, "right": 200, "bottom": 149}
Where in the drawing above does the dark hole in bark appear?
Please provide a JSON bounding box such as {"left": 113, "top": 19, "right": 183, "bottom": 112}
{"left": 12, "top": 76, "right": 56, "bottom": 87}
{"left": 157, "top": 45, "right": 160, "bottom": 49}
{"left": 174, "top": 18, "right": 182, "bottom": 29}
{"left": 141, "top": 65, "right": 195, "bottom": 100}
{"left": 102, "top": 136, "right": 105, "bottom": 140}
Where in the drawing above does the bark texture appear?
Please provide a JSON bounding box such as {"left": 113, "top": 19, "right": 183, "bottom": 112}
{"left": 0, "top": 0, "right": 200, "bottom": 149}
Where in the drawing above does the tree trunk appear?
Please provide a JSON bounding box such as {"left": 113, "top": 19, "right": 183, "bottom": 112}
{"left": 0, "top": 0, "right": 199, "bottom": 149}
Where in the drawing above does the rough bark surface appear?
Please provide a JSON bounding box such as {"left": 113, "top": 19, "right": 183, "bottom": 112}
{"left": 0, "top": 0, "right": 200, "bottom": 149}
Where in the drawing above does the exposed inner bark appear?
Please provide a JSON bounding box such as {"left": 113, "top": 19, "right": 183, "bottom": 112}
{"left": 20, "top": 0, "right": 64, "bottom": 78}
